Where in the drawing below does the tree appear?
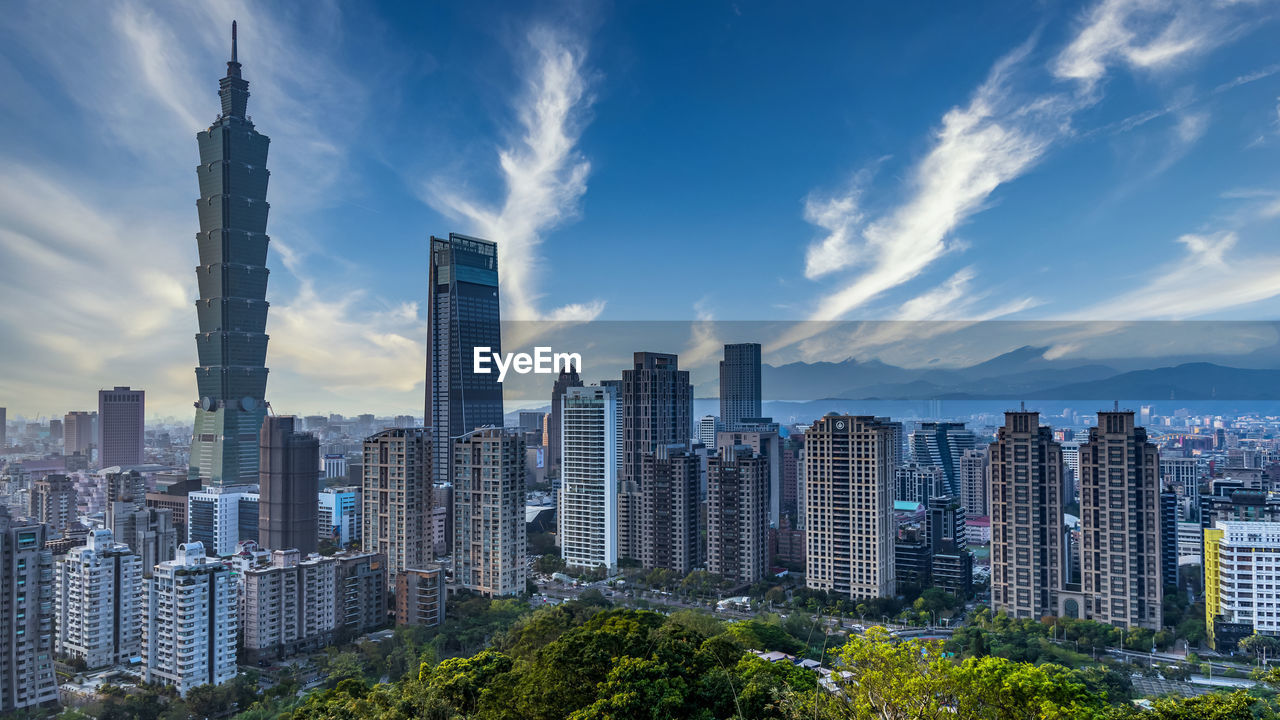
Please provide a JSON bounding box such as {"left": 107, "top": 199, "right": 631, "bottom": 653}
{"left": 1237, "top": 634, "right": 1280, "bottom": 662}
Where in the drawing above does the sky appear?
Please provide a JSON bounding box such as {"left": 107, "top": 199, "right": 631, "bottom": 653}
{"left": 0, "top": 0, "right": 1278, "bottom": 419}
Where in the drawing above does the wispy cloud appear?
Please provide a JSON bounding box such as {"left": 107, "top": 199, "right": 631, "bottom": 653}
{"left": 424, "top": 26, "right": 603, "bottom": 323}
{"left": 783, "top": 0, "right": 1263, "bottom": 356}
{"left": 1074, "top": 231, "right": 1280, "bottom": 319}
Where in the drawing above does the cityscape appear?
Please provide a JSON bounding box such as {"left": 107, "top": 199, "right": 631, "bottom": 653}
{"left": 2, "top": 2, "right": 1280, "bottom": 719}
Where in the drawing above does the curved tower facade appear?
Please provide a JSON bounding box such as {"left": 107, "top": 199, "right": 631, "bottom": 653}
{"left": 190, "top": 22, "right": 271, "bottom": 489}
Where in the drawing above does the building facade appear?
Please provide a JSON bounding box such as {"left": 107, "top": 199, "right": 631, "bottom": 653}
{"left": 719, "top": 343, "right": 762, "bottom": 430}
{"left": 1204, "top": 521, "right": 1280, "bottom": 650}
{"left": 189, "top": 24, "right": 271, "bottom": 490}
{"left": 55, "top": 529, "right": 143, "bottom": 668}
{"left": 333, "top": 552, "right": 388, "bottom": 640}
{"left": 453, "top": 428, "right": 526, "bottom": 596}
{"left": 990, "top": 410, "right": 1065, "bottom": 620}
{"left": 361, "top": 428, "right": 431, "bottom": 586}
{"left": 64, "top": 411, "right": 95, "bottom": 457}
{"left": 639, "top": 444, "right": 702, "bottom": 576}
{"left": 620, "top": 352, "right": 692, "bottom": 561}
{"left": 1078, "top": 411, "right": 1162, "bottom": 629}
{"left": 258, "top": 416, "right": 320, "bottom": 554}
{"left": 547, "top": 368, "right": 584, "bottom": 482}
{"left": 425, "top": 233, "right": 504, "bottom": 485}
{"left": 805, "top": 415, "right": 896, "bottom": 600}
{"left": 559, "top": 386, "right": 619, "bottom": 572}
{"left": 187, "top": 488, "right": 259, "bottom": 557}
{"left": 30, "top": 474, "right": 76, "bottom": 535}
{"left": 318, "top": 486, "right": 360, "bottom": 548}
{"left": 99, "top": 387, "right": 145, "bottom": 468}
{"left": 959, "top": 447, "right": 989, "bottom": 518}
{"left": 144, "top": 542, "right": 237, "bottom": 696}
{"left": 706, "top": 445, "right": 769, "bottom": 584}
{"left": 394, "top": 566, "right": 446, "bottom": 628}
{"left": 911, "top": 422, "right": 980, "bottom": 497}
{"left": 239, "top": 549, "right": 336, "bottom": 664}
{"left": 0, "top": 508, "right": 58, "bottom": 711}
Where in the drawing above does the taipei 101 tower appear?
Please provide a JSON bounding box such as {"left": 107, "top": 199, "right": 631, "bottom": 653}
{"left": 189, "top": 22, "right": 272, "bottom": 494}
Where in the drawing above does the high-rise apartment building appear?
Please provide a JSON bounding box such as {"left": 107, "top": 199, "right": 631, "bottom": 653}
{"left": 111, "top": 505, "right": 177, "bottom": 576}
{"left": 453, "top": 428, "right": 526, "bottom": 596}
{"left": 258, "top": 416, "right": 320, "bottom": 554}
{"left": 362, "top": 428, "right": 431, "bottom": 586}
{"left": 425, "top": 234, "right": 504, "bottom": 485}
{"left": 187, "top": 488, "right": 259, "bottom": 557}
{"left": 620, "top": 352, "right": 692, "bottom": 561}
{"left": 239, "top": 549, "right": 336, "bottom": 664}
{"left": 0, "top": 507, "right": 58, "bottom": 711}
{"left": 639, "top": 444, "right": 701, "bottom": 576}
{"left": 895, "top": 462, "right": 945, "bottom": 505}
{"left": 911, "top": 422, "right": 979, "bottom": 497}
{"left": 394, "top": 566, "right": 446, "bottom": 628}
{"left": 559, "top": 386, "right": 619, "bottom": 572}
{"left": 98, "top": 387, "right": 145, "bottom": 468}
{"left": 1205, "top": 521, "right": 1280, "bottom": 650}
{"left": 30, "top": 474, "right": 76, "bottom": 535}
{"left": 55, "top": 529, "right": 143, "bottom": 668}
{"left": 719, "top": 343, "right": 762, "bottom": 430}
{"left": 547, "top": 368, "right": 584, "bottom": 482}
{"left": 333, "top": 551, "right": 388, "bottom": 640}
{"left": 144, "top": 542, "right": 238, "bottom": 696}
{"left": 805, "top": 415, "right": 896, "bottom": 600}
{"left": 697, "top": 415, "right": 721, "bottom": 447}
{"left": 190, "top": 24, "right": 272, "bottom": 490}
{"left": 1078, "top": 410, "right": 1162, "bottom": 629}
{"left": 64, "top": 411, "right": 95, "bottom": 456}
{"left": 990, "top": 410, "right": 1065, "bottom": 620}
{"left": 718, "top": 422, "right": 783, "bottom": 527}
{"left": 959, "top": 447, "right": 989, "bottom": 518}
{"left": 926, "top": 494, "right": 972, "bottom": 596}
{"left": 707, "top": 445, "right": 769, "bottom": 584}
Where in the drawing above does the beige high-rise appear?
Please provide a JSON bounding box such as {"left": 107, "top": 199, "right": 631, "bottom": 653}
{"left": 1079, "top": 411, "right": 1162, "bottom": 629}
{"left": 804, "top": 415, "right": 895, "bottom": 600}
{"left": 453, "top": 428, "right": 526, "bottom": 596}
{"left": 990, "top": 410, "right": 1064, "bottom": 620}
{"left": 361, "top": 428, "right": 432, "bottom": 587}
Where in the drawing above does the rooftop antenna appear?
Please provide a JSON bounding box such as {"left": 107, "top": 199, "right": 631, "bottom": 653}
{"left": 232, "top": 20, "right": 238, "bottom": 63}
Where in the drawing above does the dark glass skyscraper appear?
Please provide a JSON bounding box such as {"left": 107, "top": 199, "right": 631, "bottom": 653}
{"left": 719, "top": 343, "right": 762, "bottom": 430}
{"left": 190, "top": 23, "right": 271, "bottom": 489}
{"left": 258, "top": 416, "right": 320, "bottom": 554}
{"left": 425, "top": 233, "right": 504, "bottom": 484}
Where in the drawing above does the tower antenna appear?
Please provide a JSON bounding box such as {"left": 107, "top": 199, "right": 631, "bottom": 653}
{"left": 232, "top": 21, "right": 238, "bottom": 63}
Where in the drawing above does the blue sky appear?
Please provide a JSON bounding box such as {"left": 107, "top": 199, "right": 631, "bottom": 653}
{"left": 0, "top": 0, "right": 1278, "bottom": 418}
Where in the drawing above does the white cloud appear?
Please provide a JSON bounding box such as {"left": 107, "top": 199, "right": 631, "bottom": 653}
{"left": 1073, "top": 231, "right": 1280, "bottom": 319}
{"left": 424, "top": 26, "right": 603, "bottom": 323}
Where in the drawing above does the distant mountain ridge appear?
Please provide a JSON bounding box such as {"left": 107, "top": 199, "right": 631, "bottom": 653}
{"left": 761, "top": 346, "right": 1280, "bottom": 401}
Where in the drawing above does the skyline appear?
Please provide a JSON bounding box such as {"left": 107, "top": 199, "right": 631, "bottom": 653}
{"left": 1, "top": 1, "right": 1279, "bottom": 418}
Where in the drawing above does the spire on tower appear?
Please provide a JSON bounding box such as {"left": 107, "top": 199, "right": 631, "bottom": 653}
{"left": 232, "top": 20, "right": 238, "bottom": 63}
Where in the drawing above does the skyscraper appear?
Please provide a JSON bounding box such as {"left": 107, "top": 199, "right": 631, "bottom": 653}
{"left": 453, "top": 428, "right": 526, "bottom": 596}
{"left": 926, "top": 494, "right": 972, "bottom": 597}
{"left": 425, "top": 233, "right": 504, "bottom": 485}
{"left": 362, "top": 428, "right": 432, "bottom": 586}
{"left": 1078, "top": 410, "right": 1162, "bottom": 629}
{"left": 190, "top": 23, "right": 272, "bottom": 490}
{"left": 638, "top": 444, "right": 701, "bottom": 576}
{"left": 187, "top": 487, "right": 259, "bottom": 556}
{"left": 719, "top": 343, "right": 762, "bottom": 430}
{"left": 706, "top": 445, "right": 770, "bottom": 584}
{"left": 959, "top": 447, "right": 989, "bottom": 518}
{"left": 0, "top": 507, "right": 58, "bottom": 712}
{"left": 990, "top": 410, "right": 1065, "bottom": 620}
{"left": 30, "top": 474, "right": 76, "bottom": 535}
{"left": 911, "top": 422, "right": 979, "bottom": 497}
{"left": 64, "top": 411, "right": 95, "bottom": 456}
{"left": 805, "top": 415, "right": 896, "bottom": 600}
{"left": 144, "top": 542, "right": 238, "bottom": 696}
{"left": 0, "top": 406, "right": 5, "bottom": 449}
{"left": 98, "top": 387, "right": 144, "bottom": 467}
{"left": 547, "top": 367, "right": 583, "bottom": 482}
{"left": 559, "top": 385, "right": 619, "bottom": 572}
{"left": 620, "top": 352, "right": 692, "bottom": 561}
{"left": 258, "top": 416, "right": 320, "bottom": 554}
{"left": 55, "top": 529, "right": 143, "bottom": 669}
